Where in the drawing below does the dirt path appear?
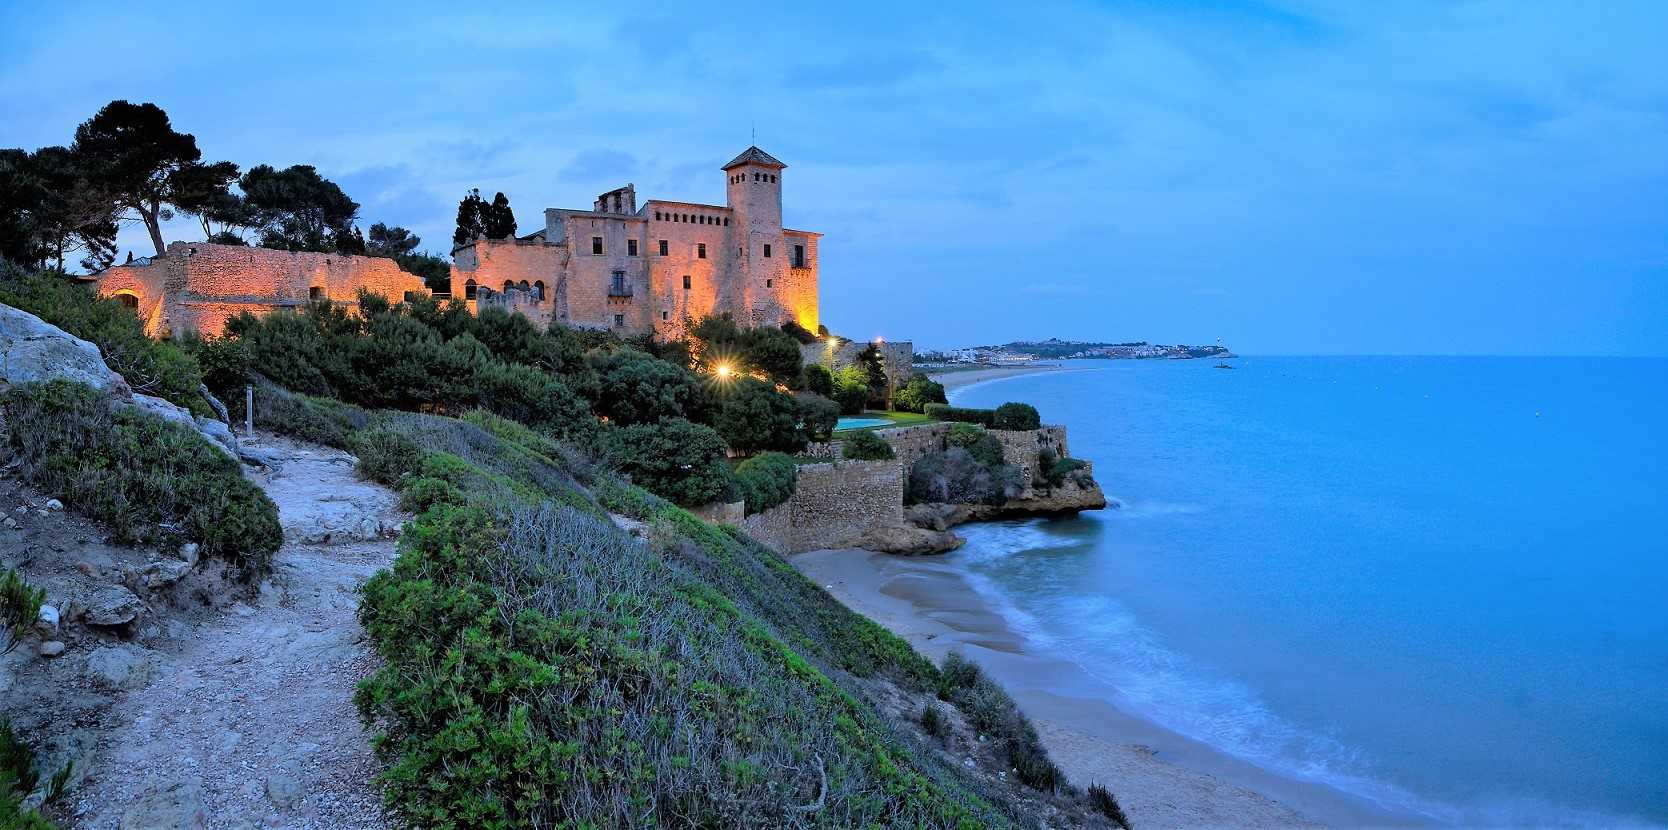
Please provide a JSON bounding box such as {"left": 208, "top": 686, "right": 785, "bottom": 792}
{"left": 65, "top": 436, "right": 404, "bottom": 830}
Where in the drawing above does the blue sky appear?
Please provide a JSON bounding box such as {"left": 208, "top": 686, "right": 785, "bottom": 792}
{"left": 3, "top": 1, "right": 1665, "bottom": 355}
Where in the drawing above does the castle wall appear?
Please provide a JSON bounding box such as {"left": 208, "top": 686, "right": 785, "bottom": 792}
{"left": 96, "top": 242, "right": 425, "bottom": 338}
{"left": 560, "top": 213, "right": 651, "bottom": 331}
{"left": 644, "top": 202, "right": 733, "bottom": 340}
{"left": 740, "top": 459, "right": 903, "bottom": 554}
{"left": 450, "top": 239, "right": 563, "bottom": 327}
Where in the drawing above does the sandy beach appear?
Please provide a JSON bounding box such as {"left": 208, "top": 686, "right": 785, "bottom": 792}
{"left": 928, "top": 363, "right": 1068, "bottom": 392}
{"left": 791, "top": 549, "right": 1412, "bottom": 829}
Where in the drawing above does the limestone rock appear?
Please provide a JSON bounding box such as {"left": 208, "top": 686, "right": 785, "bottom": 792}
{"left": 854, "top": 524, "right": 965, "bottom": 556}
{"left": 119, "top": 779, "right": 204, "bottom": 829}
{"left": 139, "top": 559, "right": 192, "bottom": 590}
{"left": 83, "top": 584, "right": 143, "bottom": 627}
{"left": 177, "top": 542, "right": 200, "bottom": 566}
{"left": 38, "top": 640, "right": 64, "bottom": 658}
{"left": 265, "top": 769, "right": 304, "bottom": 809}
{"left": 86, "top": 645, "right": 150, "bottom": 690}
{"left": 34, "top": 604, "right": 58, "bottom": 635}
{"left": 127, "top": 394, "right": 237, "bottom": 460}
{"left": 44, "top": 498, "right": 62, "bottom": 511}
{"left": 0, "top": 303, "right": 130, "bottom": 394}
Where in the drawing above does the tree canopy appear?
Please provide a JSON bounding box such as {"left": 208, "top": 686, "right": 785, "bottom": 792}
{"left": 239, "top": 164, "right": 362, "bottom": 254}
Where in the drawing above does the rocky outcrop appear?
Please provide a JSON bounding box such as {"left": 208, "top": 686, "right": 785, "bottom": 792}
{"left": 905, "top": 479, "right": 1109, "bottom": 532}
{"left": 0, "top": 301, "right": 250, "bottom": 462}
{"left": 852, "top": 524, "right": 965, "bottom": 556}
{"left": 0, "top": 303, "right": 130, "bottom": 394}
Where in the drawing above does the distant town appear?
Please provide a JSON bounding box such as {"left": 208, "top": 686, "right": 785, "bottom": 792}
{"left": 917, "top": 338, "right": 1235, "bottom": 365}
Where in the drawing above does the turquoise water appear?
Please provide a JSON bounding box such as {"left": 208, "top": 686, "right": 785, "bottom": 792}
{"left": 834, "top": 417, "right": 892, "bottom": 430}
{"left": 951, "top": 357, "right": 1668, "bottom": 826}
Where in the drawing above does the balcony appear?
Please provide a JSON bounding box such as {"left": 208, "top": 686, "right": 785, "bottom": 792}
{"left": 608, "top": 285, "right": 634, "bottom": 299}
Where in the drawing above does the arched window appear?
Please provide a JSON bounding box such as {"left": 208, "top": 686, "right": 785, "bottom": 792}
{"left": 533, "top": 280, "right": 546, "bottom": 301}
{"left": 503, "top": 280, "right": 514, "bottom": 292}
{"left": 518, "top": 280, "right": 530, "bottom": 292}
{"left": 465, "top": 279, "right": 478, "bottom": 300}
{"left": 116, "top": 293, "right": 139, "bottom": 310}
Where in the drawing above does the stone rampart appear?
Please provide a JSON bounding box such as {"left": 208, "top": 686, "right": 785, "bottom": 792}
{"left": 741, "top": 459, "right": 903, "bottom": 554}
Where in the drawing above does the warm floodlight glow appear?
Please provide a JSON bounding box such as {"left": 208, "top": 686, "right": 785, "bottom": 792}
{"left": 716, "top": 363, "right": 733, "bottom": 379}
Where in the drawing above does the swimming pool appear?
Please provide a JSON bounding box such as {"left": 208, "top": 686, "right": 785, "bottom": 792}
{"left": 833, "top": 417, "right": 892, "bottom": 431}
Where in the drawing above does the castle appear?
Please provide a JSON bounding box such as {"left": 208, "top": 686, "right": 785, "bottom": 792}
{"left": 92, "top": 146, "right": 820, "bottom": 341}
{"left": 454, "top": 145, "right": 820, "bottom": 339}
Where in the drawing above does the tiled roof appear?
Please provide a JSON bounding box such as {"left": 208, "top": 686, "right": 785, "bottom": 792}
{"left": 721, "top": 145, "right": 786, "bottom": 170}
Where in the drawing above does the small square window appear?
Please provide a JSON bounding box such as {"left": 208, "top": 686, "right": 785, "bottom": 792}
{"left": 662, "top": 311, "right": 669, "bottom": 320}
{"left": 628, "top": 239, "right": 639, "bottom": 256}
{"left": 724, "top": 218, "right": 730, "bottom": 226}
{"left": 658, "top": 239, "right": 668, "bottom": 256}
{"left": 766, "top": 279, "right": 773, "bottom": 288}
{"left": 683, "top": 274, "right": 691, "bottom": 290}
{"left": 697, "top": 243, "right": 707, "bottom": 259}
{"left": 308, "top": 286, "right": 322, "bottom": 300}
{"left": 591, "top": 236, "right": 603, "bottom": 255}
{"left": 763, "top": 244, "right": 772, "bottom": 258}
{"left": 614, "top": 314, "right": 624, "bottom": 327}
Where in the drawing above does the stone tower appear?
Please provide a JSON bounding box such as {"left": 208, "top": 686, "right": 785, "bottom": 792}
{"left": 723, "top": 146, "right": 787, "bottom": 325}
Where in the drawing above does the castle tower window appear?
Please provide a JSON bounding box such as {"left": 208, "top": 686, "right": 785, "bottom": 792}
{"left": 662, "top": 311, "right": 669, "bottom": 320}
{"left": 591, "top": 236, "right": 604, "bottom": 255}
{"left": 614, "top": 314, "right": 624, "bottom": 327}
{"left": 533, "top": 280, "right": 545, "bottom": 301}
{"left": 763, "top": 244, "right": 772, "bottom": 258}
{"left": 308, "top": 286, "right": 323, "bottom": 300}
{"left": 464, "top": 279, "right": 477, "bottom": 300}
{"left": 724, "top": 218, "right": 730, "bottom": 226}
{"left": 518, "top": 280, "right": 530, "bottom": 291}
{"left": 610, "top": 271, "right": 630, "bottom": 297}
{"left": 658, "top": 239, "right": 669, "bottom": 256}
{"left": 766, "top": 279, "right": 773, "bottom": 288}
{"left": 683, "top": 274, "right": 691, "bottom": 290}
{"left": 697, "top": 243, "right": 707, "bottom": 259}
{"left": 793, "top": 244, "right": 805, "bottom": 267}
{"left": 628, "top": 239, "right": 639, "bottom": 256}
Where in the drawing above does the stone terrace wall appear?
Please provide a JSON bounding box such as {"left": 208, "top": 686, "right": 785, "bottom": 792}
{"left": 991, "top": 425, "right": 1070, "bottom": 495}
{"left": 741, "top": 459, "right": 903, "bottom": 554}
{"left": 869, "top": 423, "right": 951, "bottom": 470}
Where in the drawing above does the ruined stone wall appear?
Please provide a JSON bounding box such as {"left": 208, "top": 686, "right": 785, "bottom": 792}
{"left": 990, "top": 426, "right": 1070, "bottom": 495}
{"left": 741, "top": 459, "right": 903, "bottom": 554}
{"left": 809, "top": 339, "right": 917, "bottom": 392}
{"left": 96, "top": 242, "right": 426, "bottom": 338}
{"left": 869, "top": 423, "right": 951, "bottom": 470}
{"left": 450, "top": 238, "right": 563, "bottom": 323}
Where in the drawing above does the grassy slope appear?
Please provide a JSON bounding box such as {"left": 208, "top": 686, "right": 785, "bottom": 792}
{"left": 351, "top": 408, "right": 1092, "bottom": 828}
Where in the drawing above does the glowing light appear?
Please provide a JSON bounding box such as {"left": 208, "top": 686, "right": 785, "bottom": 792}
{"left": 716, "top": 363, "right": 733, "bottom": 379}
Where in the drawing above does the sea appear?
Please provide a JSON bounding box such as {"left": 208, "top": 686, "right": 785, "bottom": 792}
{"left": 948, "top": 357, "right": 1668, "bottom": 827}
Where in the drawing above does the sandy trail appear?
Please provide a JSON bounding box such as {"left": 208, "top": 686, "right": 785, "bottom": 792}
{"left": 67, "top": 436, "right": 403, "bottom": 830}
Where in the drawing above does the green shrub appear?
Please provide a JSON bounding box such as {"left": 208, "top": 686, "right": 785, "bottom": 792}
{"left": 1089, "top": 782, "right": 1134, "bottom": 829}
{"left": 733, "top": 452, "right": 797, "bottom": 514}
{"left": 589, "top": 348, "right": 702, "bottom": 425}
{"left": 1, "top": 718, "right": 53, "bottom": 830}
{"left": 947, "top": 423, "right": 1005, "bottom": 468}
{"left": 924, "top": 403, "right": 995, "bottom": 426}
{"left": 921, "top": 702, "right": 947, "bottom": 739}
{"left": 795, "top": 392, "right": 839, "bottom": 442}
{"left": 1038, "top": 446, "right": 1092, "bottom": 488}
{"left": 831, "top": 365, "right": 871, "bottom": 415}
{"left": 936, "top": 652, "right": 1065, "bottom": 794}
{"left": 714, "top": 378, "right": 804, "bottom": 455}
{"left": 801, "top": 363, "right": 833, "bottom": 396}
{"left": 398, "top": 476, "right": 465, "bottom": 514}
{"left": 940, "top": 650, "right": 983, "bottom": 693}
{"left": 842, "top": 430, "right": 895, "bottom": 461}
{"left": 1010, "top": 741, "right": 1064, "bottom": 793}
{"left": 992, "top": 401, "right": 1041, "bottom": 431}
{"left": 1, "top": 569, "right": 45, "bottom": 655}
{"left": 605, "top": 418, "right": 733, "bottom": 506}
{"left": 907, "top": 448, "right": 1019, "bottom": 506}
{"left": 2, "top": 380, "right": 281, "bottom": 573}
{"left": 0, "top": 270, "right": 206, "bottom": 409}
{"left": 350, "top": 428, "right": 424, "bottom": 486}
{"left": 224, "top": 375, "right": 369, "bottom": 449}
{"left": 892, "top": 373, "right": 947, "bottom": 414}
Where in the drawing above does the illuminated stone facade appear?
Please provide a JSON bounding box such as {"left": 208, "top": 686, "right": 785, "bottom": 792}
{"left": 451, "top": 146, "right": 821, "bottom": 339}
{"left": 95, "top": 242, "right": 428, "bottom": 338}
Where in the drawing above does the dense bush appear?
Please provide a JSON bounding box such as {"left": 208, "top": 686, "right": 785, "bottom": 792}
{"left": 1, "top": 569, "right": 45, "bottom": 655}
{"left": 2, "top": 380, "right": 282, "bottom": 573}
{"left": 1089, "top": 783, "right": 1133, "bottom": 829}
{"left": 947, "top": 422, "right": 1005, "bottom": 468}
{"left": 801, "top": 363, "right": 833, "bottom": 396}
{"left": 907, "top": 447, "right": 1021, "bottom": 506}
{"left": 1, "top": 718, "right": 53, "bottom": 830}
{"left": 714, "top": 378, "right": 804, "bottom": 454}
{"left": 221, "top": 375, "right": 369, "bottom": 449}
{"left": 605, "top": 418, "right": 733, "bottom": 506}
{"left": 690, "top": 314, "right": 804, "bottom": 387}
{"left": 350, "top": 427, "right": 425, "bottom": 486}
{"left": 781, "top": 319, "right": 820, "bottom": 345}
{"left": 0, "top": 269, "right": 206, "bottom": 409}
{"left": 993, "top": 401, "right": 1042, "bottom": 431}
{"left": 842, "top": 430, "right": 896, "bottom": 461}
{"left": 892, "top": 373, "right": 948, "bottom": 413}
{"left": 1038, "top": 446, "right": 1094, "bottom": 489}
{"left": 733, "top": 451, "right": 798, "bottom": 514}
{"left": 924, "top": 403, "right": 995, "bottom": 426}
{"left": 831, "top": 364, "right": 871, "bottom": 415}
{"left": 795, "top": 392, "right": 839, "bottom": 442}
{"left": 589, "top": 348, "right": 703, "bottom": 425}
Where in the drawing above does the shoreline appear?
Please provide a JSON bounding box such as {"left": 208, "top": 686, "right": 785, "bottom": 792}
{"left": 927, "top": 363, "right": 1068, "bottom": 392}
{"left": 791, "top": 549, "right": 1414, "bottom": 829}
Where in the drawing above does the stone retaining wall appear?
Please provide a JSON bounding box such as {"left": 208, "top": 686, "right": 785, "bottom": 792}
{"left": 741, "top": 459, "right": 903, "bottom": 554}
